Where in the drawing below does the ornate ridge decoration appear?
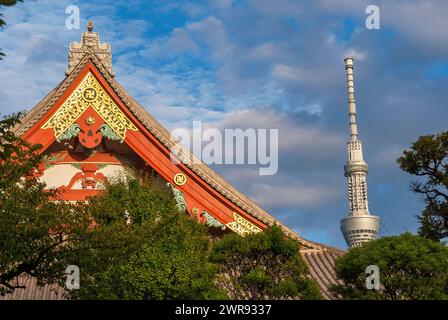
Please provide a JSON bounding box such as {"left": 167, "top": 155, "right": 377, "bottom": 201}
{"left": 167, "top": 183, "right": 188, "bottom": 212}
{"left": 66, "top": 21, "right": 114, "bottom": 77}
{"left": 225, "top": 212, "right": 262, "bottom": 237}
{"left": 42, "top": 72, "right": 138, "bottom": 141}
{"left": 201, "top": 211, "right": 226, "bottom": 230}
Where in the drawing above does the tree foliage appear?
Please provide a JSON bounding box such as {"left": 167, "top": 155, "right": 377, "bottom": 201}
{"left": 0, "top": 114, "right": 91, "bottom": 295}
{"left": 398, "top": 132, "right": 448, "bottom": 241}
{"left": 0, "top": 111, "right": 26, "bottom": 162}
{"left": 210, "top": 226, "right": 322, "bottom": 300}
{"left": 69, "top": 176, "right": 224, "bottom": 300}
{"left": 0, "top": 115, "right": 321, "bottom": 300}
{"left": 331, "top": 233, "right": 448, "bottom": 300}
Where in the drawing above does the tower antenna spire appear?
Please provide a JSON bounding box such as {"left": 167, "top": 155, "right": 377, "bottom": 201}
{"left": 340, "top": 57, "right": 380, "bottom": 248}
{"left": 344, "top": 57, "right": 358, "bottom": 138}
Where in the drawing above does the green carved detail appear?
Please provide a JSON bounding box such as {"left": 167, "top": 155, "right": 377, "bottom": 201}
{"left": 57, "top": 123, "right": 81, "bottom": 142}
{"left": 201, "top": 211, "right": 226, "bottom": 230}
{"left": 167, "top": 182, "right": 187, "bottom": 212}
{"left": 99, "top": 123, "right": 121, "bottom": 141}
{"left": 71, "top": 163, "right": 82, "bottom": 170}
{"left": 42, "top": 153, "right": 66, "bottom": 169}
{"left": 70, "top": 163, "right": 107, "bottom": 170}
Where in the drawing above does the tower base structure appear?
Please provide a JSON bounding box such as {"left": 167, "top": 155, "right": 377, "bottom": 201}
{"left": 340, "top": 215, "right": 380, "bottom": 248}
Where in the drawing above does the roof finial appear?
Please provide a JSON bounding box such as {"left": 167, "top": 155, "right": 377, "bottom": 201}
{"left": 65, "top": 20, "right": 115, "bottom": 77}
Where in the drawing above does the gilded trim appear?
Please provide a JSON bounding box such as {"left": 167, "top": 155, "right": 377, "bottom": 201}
{"left": 226, "top": 212, "right": 262, "bottom": 237}
{"left": 42, "top": 72, "right": 137, "bottom": 140}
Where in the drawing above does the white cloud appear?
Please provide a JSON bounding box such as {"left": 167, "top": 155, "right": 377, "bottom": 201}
{"left": 2, "top": 0, "right": 442, "bottom": 247}
{"left": 216, "top": 108, "right": 345, "bottom": 151}
{"left": 252, "top": 183, "right": 343, "bottom": 209}
{"left": 317, "top": 0, "right": 448, "bottom": 56}
{"left": 343, "top": 48, "right": 366, "bottom": 61}
{"left": 165, "top": 28, "right": 198, "bottom": 53}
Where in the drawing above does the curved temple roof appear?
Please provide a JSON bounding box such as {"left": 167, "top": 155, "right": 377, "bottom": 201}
{"left": 7, "top": 26, "right": 344, "bottom": 300}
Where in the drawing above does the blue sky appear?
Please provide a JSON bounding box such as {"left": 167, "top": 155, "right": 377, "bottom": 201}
{"left": 1, "top": 0, "right": 448, "bottom": 248}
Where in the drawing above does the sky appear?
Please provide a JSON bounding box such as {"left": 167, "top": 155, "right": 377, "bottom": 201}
{"left": 1, "top": 0, "right": 447, "bottom": 248}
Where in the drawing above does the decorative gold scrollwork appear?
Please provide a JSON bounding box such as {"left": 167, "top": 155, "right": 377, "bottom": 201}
{"left": 42, "top": 72, "right": 137, "bottom": 140}
{"left": 226, "top": 212, "right": 262, "bottom": 237}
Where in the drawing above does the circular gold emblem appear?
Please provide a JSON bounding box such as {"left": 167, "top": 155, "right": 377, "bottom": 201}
{"left": 174, "top": 173, "right": 187, "bottom": 186}
{"left": 82, "top": 88, "right": 97, "bottom": 102}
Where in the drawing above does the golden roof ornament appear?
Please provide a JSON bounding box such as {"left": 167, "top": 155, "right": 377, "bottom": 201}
{"left": 65, "top": 21, "right": 115, "bottom": 77}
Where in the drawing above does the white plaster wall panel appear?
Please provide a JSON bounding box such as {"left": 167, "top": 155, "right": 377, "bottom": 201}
{"left": 39, "top": 164, "right": 80, "bottom": 188}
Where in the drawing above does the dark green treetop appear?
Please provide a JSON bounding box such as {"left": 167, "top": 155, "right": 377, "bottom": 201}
{"left": 398, "top": 132, "right": 448, "bottom": 241}
{"left": 210, "top": 225, "right": 322, "bottom": 300}
{"left": 332, "top": 233, "right": 448, "bottom": 300}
